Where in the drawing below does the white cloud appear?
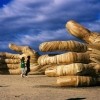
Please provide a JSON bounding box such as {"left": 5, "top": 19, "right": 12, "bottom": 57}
{"left": 0, "top": 0, "right": 100, "bottom": 52}
{"left": 13, "top": 28, "right": 75, "bottom": 46}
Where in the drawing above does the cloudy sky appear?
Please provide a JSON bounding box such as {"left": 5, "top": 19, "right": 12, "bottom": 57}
{"left": 0, "top": 0, "right": 100, "bottom": 53}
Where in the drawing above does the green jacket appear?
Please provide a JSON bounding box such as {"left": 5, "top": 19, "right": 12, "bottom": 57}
{"left": 20, "top": 61, "right": 25, "bottom": 68}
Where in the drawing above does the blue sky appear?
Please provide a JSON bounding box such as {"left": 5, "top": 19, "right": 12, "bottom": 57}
{"left": 0, "top": 0, "right": 100, "bottom": 53}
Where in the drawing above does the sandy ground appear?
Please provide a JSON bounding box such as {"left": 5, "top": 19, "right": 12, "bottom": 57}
{"left": 0, "top": 75, "right": 100, "bottom": 100}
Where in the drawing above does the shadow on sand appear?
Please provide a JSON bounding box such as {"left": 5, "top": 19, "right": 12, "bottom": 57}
{"left": 32, "top": 84, "right": 80, "bottom": 90}
{"left": 32, "top": 84, "right": 100, "bottom": 89}
{"left": 66, "top": 97, "right": 86, "bottom": 100}
{"left": 0, "top": 85, "right": 9, "bottom": 87}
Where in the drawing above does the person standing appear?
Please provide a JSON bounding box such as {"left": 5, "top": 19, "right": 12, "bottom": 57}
{"left": 20, "top": 57, "right": 26, "bottom": 77}
{"left": 25, "top": 56, "right": 30, "bottom": 77}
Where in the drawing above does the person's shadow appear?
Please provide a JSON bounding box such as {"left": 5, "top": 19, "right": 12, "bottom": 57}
{"left": 66, "top": 97, "right": 86, "bottom": 100}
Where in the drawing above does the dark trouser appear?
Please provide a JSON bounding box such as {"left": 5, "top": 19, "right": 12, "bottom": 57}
{"left": 25, "top": 68, "right": 30, "bottom": 76}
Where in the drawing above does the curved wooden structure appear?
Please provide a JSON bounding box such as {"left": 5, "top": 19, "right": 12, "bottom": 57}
{"left": 38, "top": 52, "right": 90, "bottom": 65}
{"left": 39, "top": 40, "right": 87, "bottom": 52}
{"left": 66, "top": 20, "right": 100, "bottom": 44}
{"left": 45, "top": 63, "right": 97, "bottom": 77}
{"left": 56, "top": 76, "right": 97, "bottom": 87}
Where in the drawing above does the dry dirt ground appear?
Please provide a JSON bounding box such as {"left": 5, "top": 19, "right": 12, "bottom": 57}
{"left": 0, "top": 75, "right": 100, "bottom": 100}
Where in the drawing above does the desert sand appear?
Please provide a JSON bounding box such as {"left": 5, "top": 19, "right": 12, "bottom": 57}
{"left": 0, "top": 75, "right": 100, "bottom": 100}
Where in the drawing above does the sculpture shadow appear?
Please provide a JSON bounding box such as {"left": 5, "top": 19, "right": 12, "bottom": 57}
{"left": 66, "top": 97, "right": 86, "bottom": 100}
{"left": 0, "top": 85, "right": 9, "bottom": 87}
{"left": 32, "top": 84, "right": 100, "bottom": 89}
{"left": 32, "top": 85, "right": 73, "bottom": 89}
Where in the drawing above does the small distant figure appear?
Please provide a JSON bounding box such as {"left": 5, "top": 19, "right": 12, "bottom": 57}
{"left": 20, "top": 57, "right": 26, "bottom": 78}
{"left": 25, "top": 56, "right": 30, "bottom": 77}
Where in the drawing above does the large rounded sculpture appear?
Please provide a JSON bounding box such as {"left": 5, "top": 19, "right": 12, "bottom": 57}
{"left": 0, "top": 20, "right": 100, "bottom": 87}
